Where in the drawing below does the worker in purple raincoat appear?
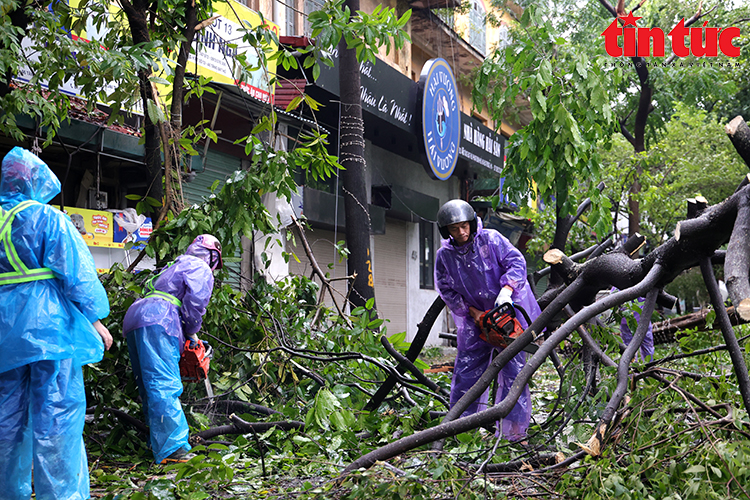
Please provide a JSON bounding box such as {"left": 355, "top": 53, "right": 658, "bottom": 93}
{"left": 619, "top": 295, "right": 654, "bottom": 362}
{"left": 123, "top": 234, "right": 222, "bottom": 464}
{"left": 435, "top": 200, "right": 541, "bottom": 441}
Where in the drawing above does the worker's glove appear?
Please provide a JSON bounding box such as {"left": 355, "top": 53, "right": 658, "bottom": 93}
{"left": 494, "top": 288, "right": 513, "bottom": 308}
{"left": 187, "top": 334, "right": 200, "bottom": 349}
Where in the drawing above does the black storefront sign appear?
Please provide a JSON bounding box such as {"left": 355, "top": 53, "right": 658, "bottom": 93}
{"left": 316, "top": 54, "right": 505, "bottom": 177}
{"left": 316, "top": 49, "right": 415, "bottom": 132}
{"left": 459, "top": 114, "right": 505, "bottom": 175}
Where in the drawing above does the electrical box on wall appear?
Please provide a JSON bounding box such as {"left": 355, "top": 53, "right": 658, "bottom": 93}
{"left": 88, "top": 189, "right": 108, "bottom": 210}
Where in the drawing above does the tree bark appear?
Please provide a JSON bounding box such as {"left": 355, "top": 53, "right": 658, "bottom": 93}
{"left": 700, "top": 257, "right": 750, "bottom": 416}
{"left": 193, "top": 414, "right": 304, "bottom": 442}
{"left": 726, "top": 116, "right": 750, "bottom": 169}
{"left": 119, "top": 0, "right": 164, "bottom": 219}
{"left": 339, "top": 0, "right": 376, "bottom": 310}
{"left": 590, "top": 287, "right": 659, "bottom": 456}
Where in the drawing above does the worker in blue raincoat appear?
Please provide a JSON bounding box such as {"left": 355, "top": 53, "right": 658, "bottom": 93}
{"left": 123, "top": 234, "right": 222, "bottom": 464}
{"left": 0, "top": 147, "right": 113, "bottom": 500}
{"left": 435, "top": 200, "right": 541, "bottom": 442}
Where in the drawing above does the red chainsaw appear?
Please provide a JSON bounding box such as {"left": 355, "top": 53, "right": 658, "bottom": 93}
{"left": 478, "top": 302, "right": 538, "bottom": 354}
{"left": 179, "top": 339, "right": 213, "bottom": 382}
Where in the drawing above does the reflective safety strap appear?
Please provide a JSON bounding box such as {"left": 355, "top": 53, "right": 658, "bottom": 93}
{"left": 143, "top": 290, "right": 183, "bottom": 308}
{"left": 0, "top": 200, "right": 55, "bottom": 285}
{"left": 142, "top": 260, "right": 181, "bottom": 306}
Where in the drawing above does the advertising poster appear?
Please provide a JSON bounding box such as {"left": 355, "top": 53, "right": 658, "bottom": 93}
{"left": 113, "top": 214, "right": 153, "bottom": 250}
{"left": 14, "top": 1, "right": 278, "bottom": 107}
{"left": 55, "top": 206, "right": 153, "bottom": 251}
{"left": 56, "top": 206, "right": 118, "bottom": 248}
{"left": 189, "top": 1, "right": 278, "bottom": 103}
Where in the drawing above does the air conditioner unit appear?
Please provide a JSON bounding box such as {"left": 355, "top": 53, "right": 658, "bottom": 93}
{"left": 88, "top": 189, "right": 108, "bottom": 210}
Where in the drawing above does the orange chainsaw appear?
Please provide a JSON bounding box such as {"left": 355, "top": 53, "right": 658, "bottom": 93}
{"left": 478, "top": 302, "right": 538, "bottom": 354}
{"left": 179, "top": 339, "right": 213, "bottom": 382}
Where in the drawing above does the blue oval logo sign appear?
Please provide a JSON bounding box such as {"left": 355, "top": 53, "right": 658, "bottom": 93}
{"left": 418, "top": 58, "right": 460, "bottom": 181}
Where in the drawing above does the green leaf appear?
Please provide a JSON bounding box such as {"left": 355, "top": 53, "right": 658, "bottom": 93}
{"left": 146, "top": 99, "right": 166, "bottom": 124}
{"left": 148, "top": 76, "right": 171, "bottom": 86}
{"left": 533, "top": 89, "right": 547, "bottom": 113}
{"left": 388, "top": 331, "right": 407, "bottom": 344}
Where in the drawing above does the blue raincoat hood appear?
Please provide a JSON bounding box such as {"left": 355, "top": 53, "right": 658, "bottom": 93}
{"left": 0, "top": 147, "right": 61, "bottom": 205}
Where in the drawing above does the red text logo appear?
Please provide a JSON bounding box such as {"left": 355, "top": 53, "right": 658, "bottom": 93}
{"left": 601, "top": 12, "right": 741, "bottom": 58}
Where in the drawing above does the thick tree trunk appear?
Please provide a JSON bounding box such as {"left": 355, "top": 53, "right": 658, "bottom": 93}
{"left": 339, "top": 0, "right": 376, "bottom": 309}
{"left": 120, "top": 0, "right": 164, "bottom": 219}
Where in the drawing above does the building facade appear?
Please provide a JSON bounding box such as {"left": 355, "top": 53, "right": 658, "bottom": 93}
{"left": 251, "top": 0, "right": 532, "bottom": 344}
{"left": 1, "top": 0, "right": 532, "bottom": 345}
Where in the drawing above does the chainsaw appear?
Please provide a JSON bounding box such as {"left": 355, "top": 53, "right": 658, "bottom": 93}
{"left": 179, "top": 338, "right": 213, "bottom": 382}
{"left": 478, "top": 302, "right": 538, "bottom": 354}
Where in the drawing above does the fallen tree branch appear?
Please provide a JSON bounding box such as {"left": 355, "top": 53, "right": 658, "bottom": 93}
{"left": 651, "top": 306, "right": 744, "bottom": 344}
{"left": 481, "top": 453, "right": 562, "bottom": 473}
{"left": 194, "top": 399, "right": 283, "bottom": 417}
{"left": 700, "top": 257, "right": 750, "bottom": 415}
{"left": 342, "top": 266, "right": 664, "bottom": 472}
{"left": 726, "top": 115, "right": 750, "bottom": 169}
{"left": 725, "top": 192, "right": 750, "bottom": 320}
{"left": 579, "top": 287, "right": 659, "bottom": 458}
{"left": 646, "top": 330, "right": 750, "bottom": 368}
{"left": 364, "top": 296, "right": 445, "bottom": 411}
{"left": 87, "top": 406, "right": 148, "bottom": 435}
{"left": 379, "top": 335, "right": 450, "bottom": 399}
{"left": 192, "top": 413, "right": 304, "bottom": 442}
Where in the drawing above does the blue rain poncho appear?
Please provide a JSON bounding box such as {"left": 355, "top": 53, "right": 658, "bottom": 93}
{"left": 435, "top": 219, "right": 541, "bottom": 441}
{"left": 123, "top": 247, "right": 215, "bottom": 463}
{"left": 0, "top": 147, "right": 110, "bottom": 500}
{"left": 0, "top": 148, "right": 109, "bottom": 371}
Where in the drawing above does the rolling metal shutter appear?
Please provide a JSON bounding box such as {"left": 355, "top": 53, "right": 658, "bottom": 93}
{"left": 373, "top": 220, "right": 407, "bottom": 335}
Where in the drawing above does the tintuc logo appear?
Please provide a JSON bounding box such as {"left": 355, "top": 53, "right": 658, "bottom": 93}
{"left": 601, "top": 11, "right": 741, "bottom": 58}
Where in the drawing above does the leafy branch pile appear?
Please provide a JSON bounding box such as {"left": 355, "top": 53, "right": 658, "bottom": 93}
{"left": 85, "top": 148, "right": 750, "bottom": 499}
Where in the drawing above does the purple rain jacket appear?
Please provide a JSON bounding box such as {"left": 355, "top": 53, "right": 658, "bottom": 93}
{"left": 435, "top": 219, "right": 541, "bottom": 438}
{"left": 435, "top": 219, "right": 542, "bottom": 352}
{"left": 123, "top": 246, "right": 214, "bottom": 350}
{"left": 619, "top": 297, "right": 654, "bottom": 361}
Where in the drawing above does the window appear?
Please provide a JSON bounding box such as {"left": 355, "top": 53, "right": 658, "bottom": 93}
{"left": 285, "top": 0, "right": 297, "bottom": 36}
{"left": 304, "top": 0, "right": 324, "bottom": 36}
{"left": 419, "top": 220, "right": 435, "bottom": 290}
{"left": 469, "top": 0, "right": 486, "bottom": 56}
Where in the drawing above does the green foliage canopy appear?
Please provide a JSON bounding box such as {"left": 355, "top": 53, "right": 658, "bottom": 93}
{"left": 474, "top": 5, "right": 622, "bottom": 237}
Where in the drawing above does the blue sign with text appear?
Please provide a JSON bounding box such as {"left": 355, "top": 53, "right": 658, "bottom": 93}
{"left": 418, "top": 58, "right": 460, "bottom": 181}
